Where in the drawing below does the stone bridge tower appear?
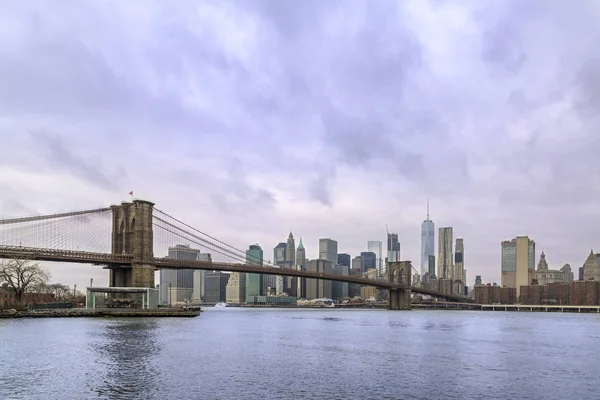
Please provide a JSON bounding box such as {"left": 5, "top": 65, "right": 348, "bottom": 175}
{"left": 108, "top": 200, "right": 155, "bottom": 288}
{"left": 388, "top": 261, "right": 412, "bottom": 310}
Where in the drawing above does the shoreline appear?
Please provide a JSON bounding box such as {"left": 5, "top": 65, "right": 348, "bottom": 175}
{"left": 0, "top": 308, "right": 201, "bottom": 319}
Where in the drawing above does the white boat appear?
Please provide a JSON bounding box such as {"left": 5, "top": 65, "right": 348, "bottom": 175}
{"left": 214, "top": 302, "right": 228, "bottom": 308}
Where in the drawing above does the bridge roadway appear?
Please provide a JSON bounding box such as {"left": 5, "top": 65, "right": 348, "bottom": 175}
{"left": 0, "top": 245, "right": 469, "bottom": 302}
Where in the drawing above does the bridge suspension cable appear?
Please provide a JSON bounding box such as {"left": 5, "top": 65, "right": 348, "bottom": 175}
{"left": 0, "top": 207, "right": 111, "bottom": 225}
{"left": 153, "top": 218, "right": 251, "bottom": 265}
{"left": 153, "top": 208, "right": 278, "bottom": 267}
{"left": 0, "top": 208, "right": 112, "bottom": 253}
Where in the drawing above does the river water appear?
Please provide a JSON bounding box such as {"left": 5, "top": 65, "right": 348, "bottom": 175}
{"left": 1, "top": 308, "right": 599, "bottom": 399}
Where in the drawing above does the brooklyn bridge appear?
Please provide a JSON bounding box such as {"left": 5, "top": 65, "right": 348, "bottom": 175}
{"left": 0, "top": 199, "right": 469, "bottom": 309}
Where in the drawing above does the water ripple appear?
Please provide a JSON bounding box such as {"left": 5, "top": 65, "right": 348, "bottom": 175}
{"left": 1, "top": 310, "right": 600, "bottom": 399}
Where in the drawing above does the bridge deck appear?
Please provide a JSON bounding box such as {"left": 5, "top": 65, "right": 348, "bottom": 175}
{"left": 0, "top": 246, "right": 469, "bottom": 302}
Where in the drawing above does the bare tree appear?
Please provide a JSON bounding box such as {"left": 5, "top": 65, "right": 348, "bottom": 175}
{"left": 0, "top": 259, "right": 50, "bottom": 303}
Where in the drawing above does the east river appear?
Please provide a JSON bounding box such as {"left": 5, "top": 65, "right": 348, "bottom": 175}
{"left": 1, "top": 308, "right": 599, "bottom": 399}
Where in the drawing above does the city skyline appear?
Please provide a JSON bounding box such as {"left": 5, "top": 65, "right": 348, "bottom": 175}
{"left": 1, "top": 1, "right": 599, "bottom": 290}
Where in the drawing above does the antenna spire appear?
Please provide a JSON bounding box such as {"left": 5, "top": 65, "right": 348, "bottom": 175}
{"left": 427, "top": 198, "right": 430, "bottom": 219}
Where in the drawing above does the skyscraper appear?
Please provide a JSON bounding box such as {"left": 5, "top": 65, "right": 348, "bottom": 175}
{"left": 245, "top": 244, "right": 264, "bottom": 302}
{"left": 387, "top": 233, "right": 400, "bottom": 271}
{"left": 306, "top": 259, "right": 332, "bottom": 300}
{"left": 296, "top": 239, "right": 307, "bottom": 298}
{"left": 501, "top": 236, "right": 535, "bottom": 297}
{"left": 454, "top": 238, "right": 464, "bottom": 283}
{"left": 437, "top": 227, "right": 453, "bottom": 280}
{"left": 361, "top": 251, "right": 377, "bottom": 274}
{"left": 160, "top": 244, "right": 209, "bottom": 305}
{"left": 367, "top": 241, "right": 383, "bottom": 276}
{"left": 319, "top": 238, "right": 338, "bottom": 266}
{"left": 332, "top": 264, "right": 349, "bottom": 300}
{"left": 225, "top": 271, "right": 245, "bottom": 303}
{"left": 285, "top": 232, "right": 296, "bottom": 265}
{"left": 428, "top": 255, "right": 436, "bottom": 279}
{"left": 267, "top": 242, "right": 287, "bottom": 294}
{"left": 420, "top": 200, "right": 435, "bottom": 277}
{"left": 283, "top": 233, "right": 296, "bottom": 296}
{"left": 337, "top": 253, "right": 351, "bottom": 268}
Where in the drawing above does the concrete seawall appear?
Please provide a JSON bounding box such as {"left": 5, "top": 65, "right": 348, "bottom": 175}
{"left": 0, "top": 308, "right": 201, "bottom": 318}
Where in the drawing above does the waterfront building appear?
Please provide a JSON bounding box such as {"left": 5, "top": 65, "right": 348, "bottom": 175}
{"left": 225, "top": 272, "right": 245, "bottom": 303}
{"left": 360, "top": 268, "right": 379, "bottom": 300}
{"left": 205, "top": 272, "right": 229, "bottom": 303}
{"left": 420, "top": 200, "right": 435, "bottom": 277}
{"left": 367, "top": 241, "right": 383, "bottom": 276}
{"left": 247, "top": 295, "right": 297, "bottom": 306}
{"left": 191, "top": 253, "right": 211, "bottom": 303}
{"left": 501, "top": 236, "right": 535, "bottom": 298}
{"left": 437, "top": 227, "right": 453, "bottom": 280}
{"left": 332, "top": 264, "right": 349, "bottom": 300}
{"left": 245, "top": 244, "right": 264, "bottom": 302}
{"left": 160, "top": 244, "right": 211, "bottom": 305}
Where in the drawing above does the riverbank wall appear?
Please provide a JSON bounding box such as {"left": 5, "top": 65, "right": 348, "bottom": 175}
{"left": 0, "top": 308, "right": 201, "bottom": 319}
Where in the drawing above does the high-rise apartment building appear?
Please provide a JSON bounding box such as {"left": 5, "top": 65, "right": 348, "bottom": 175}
{"left": 367, "top": 241, "right": 383, "bottom": 276}
{"left": 160, "top": 245, "right": 210, "bottom": 305}
{"left": 387, "top": 233, "right": 400, "bottom": 271}
{"left": 501, "top": 236, "right": 535, "bottom": 297}
{"left": 420, "top": 201, "right": 435, "bottom": 277}
{"left": 437, "top": 227, "right": 453, "bottom": 280}
{"left": 306, "top": 259, "right": 332, "bottom": 300}
{"left": 245, "top": 244, "right": 264, "bottom": 302}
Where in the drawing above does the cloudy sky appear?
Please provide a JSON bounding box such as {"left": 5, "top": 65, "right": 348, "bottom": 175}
{"left": 1, "top": 0, "right": 599, "bottom": 289}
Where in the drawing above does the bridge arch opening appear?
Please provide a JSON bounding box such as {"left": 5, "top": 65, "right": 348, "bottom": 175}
{"left": 117, "top": 219, "right": 125, "bottom": 254}
{"left": 127, "top": 218, "right": 135, "bottom": 254}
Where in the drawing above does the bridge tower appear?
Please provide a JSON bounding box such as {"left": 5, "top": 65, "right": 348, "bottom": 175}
{"left": 388, "top": 261, "right": 412, "bottom": 310}
{"left": 107, "top": 200, "right": 155, "bottom": 288}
